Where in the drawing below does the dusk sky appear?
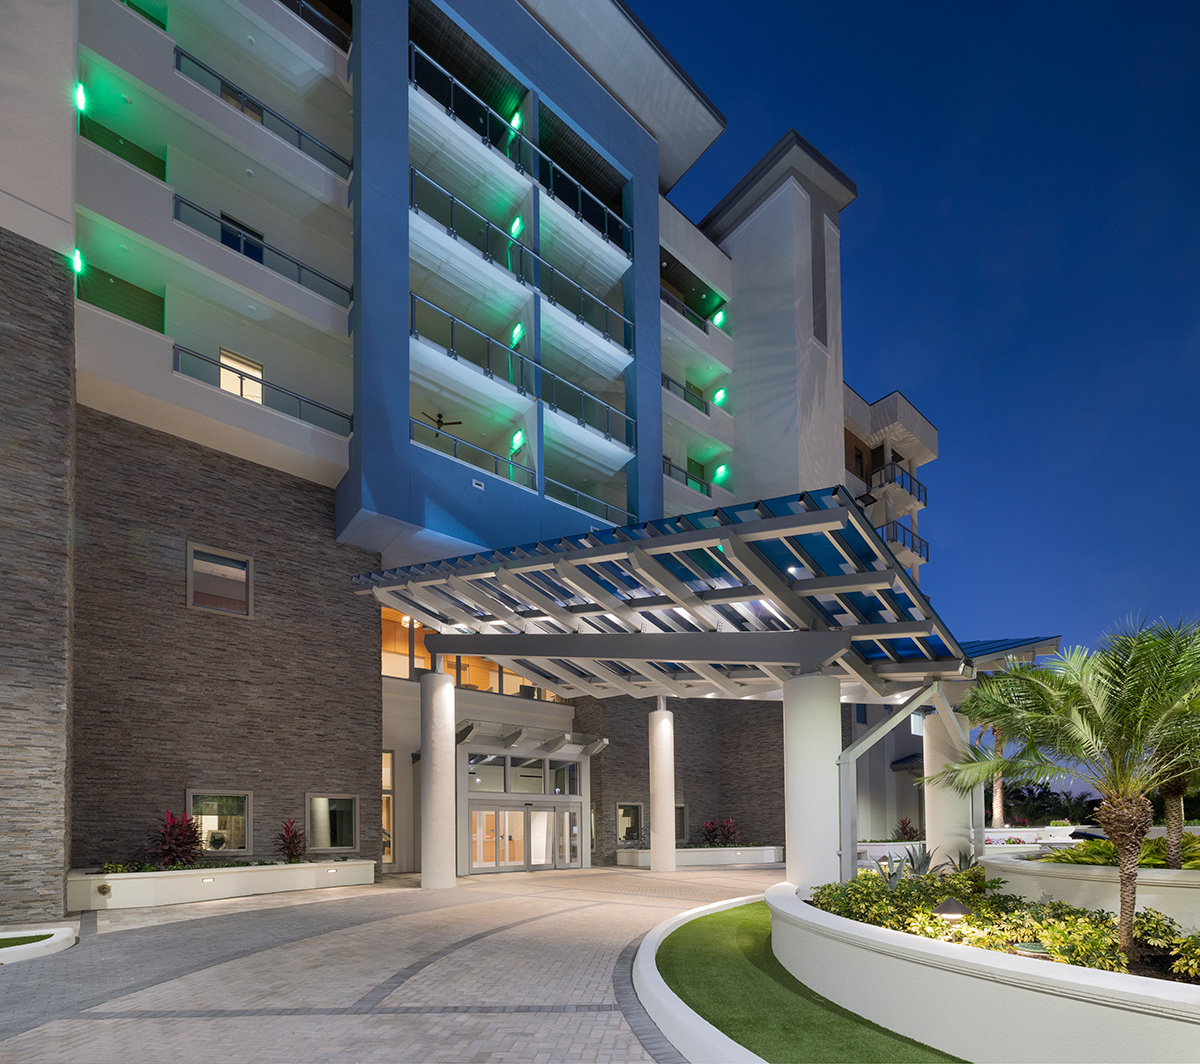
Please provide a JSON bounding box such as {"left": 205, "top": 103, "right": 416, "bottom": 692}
{"left": 640, "top": 1, "right": 1200, "bottom": 654}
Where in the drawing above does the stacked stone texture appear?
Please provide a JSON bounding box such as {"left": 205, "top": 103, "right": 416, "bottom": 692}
{"left": 71, "top": 407, "right": 383, "bottom": 868}
{"left": 0, "top": 225, "right": 77, "bottom": 920}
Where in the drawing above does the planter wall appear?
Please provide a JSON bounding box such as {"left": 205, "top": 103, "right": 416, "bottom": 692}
{"left": 615, "top": 846, "right": 783, "bottom": 868}
{"left": 982, "top": 854, "right": 1200, "bottom": 933}
{"left": 67, "top": 859, "right": 376, "bottom": 911}
{"left": 766, "top": 882, "right": 1200, "bottom": 1063}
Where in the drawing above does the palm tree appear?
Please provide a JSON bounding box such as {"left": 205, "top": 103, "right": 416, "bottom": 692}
{"left": 1158, "top": 764, "right": 1200, "bottom": 870}
{"left": 991, "top": 726, "right": 1006, "bottom": 828}
{"left": 928, "top": 620, "right": 1200, "bottom": 957}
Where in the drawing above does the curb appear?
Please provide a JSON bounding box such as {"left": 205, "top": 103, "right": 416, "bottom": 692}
{"left": 0, "top": 928, "right": 77, "bottom": 966}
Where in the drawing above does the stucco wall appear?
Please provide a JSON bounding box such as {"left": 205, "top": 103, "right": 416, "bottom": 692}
{"left": 70, "top": 407, "right": 382, "bottom": 867}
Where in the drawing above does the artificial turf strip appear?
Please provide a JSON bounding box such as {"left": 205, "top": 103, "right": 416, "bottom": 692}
{"left": 656, "top": 902, "right": 964, "bottom": 1064}
{"left": 0, "top": 933, "right": 52, "bottom": 950}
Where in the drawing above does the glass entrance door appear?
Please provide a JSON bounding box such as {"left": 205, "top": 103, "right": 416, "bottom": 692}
{"left": 469, "top": 803, "right": 582, "bottom": 872}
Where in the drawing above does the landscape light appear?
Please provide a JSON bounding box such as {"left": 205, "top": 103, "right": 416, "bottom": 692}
{"left": 932, "top": 897, "right": 973, "bottom": 923}
{"left": 510, "top": 321, "right": 524, "bottom": 346}
{"left": 71, "top": 249, "right": 83, "bottom": 274}
{"left": 74, "top": 83, "right": 87, "bottom": 112}
{"left": 712, "top": 308, "right": 726, "bottom": 328}
{"left": 510, "top": 215, "right": 523, "bottom": 239}
{"left": 712, "top": 387, "right": 726, "bottom": 406}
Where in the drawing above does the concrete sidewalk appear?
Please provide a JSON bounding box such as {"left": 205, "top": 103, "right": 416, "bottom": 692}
{"left": 0, "top": 865, "right": 782, "bottom": 1063}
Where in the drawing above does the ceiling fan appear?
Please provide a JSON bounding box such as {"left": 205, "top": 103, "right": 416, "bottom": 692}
{"left": 421, "top": 411, "right": 462, "bottom": 436}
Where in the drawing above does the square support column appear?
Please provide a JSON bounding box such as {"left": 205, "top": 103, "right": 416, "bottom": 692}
{"left": 783, "top": 673, "right": 841, "bottom": 894}
{"left": 420, "top": 671, "right": 456, "bottom": 888}
{"left": 923, "top": 708, "right": 972, "bottom": 864}
{"left": 649, "top": 697, "right": 675, "bottom": 873}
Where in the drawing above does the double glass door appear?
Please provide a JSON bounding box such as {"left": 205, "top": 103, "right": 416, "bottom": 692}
{"left": 469, "top": 803, "right": 580, "bottom": 873}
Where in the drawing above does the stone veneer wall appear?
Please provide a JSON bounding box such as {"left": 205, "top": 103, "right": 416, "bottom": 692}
{"left": 71, "top": 408, "right": 382, "bottom": 868}
{"left": 576, "top": 695, "right": 790, "bottom": 865}
{"left": 0, "top": 225, "right": 76, "bottom": 920}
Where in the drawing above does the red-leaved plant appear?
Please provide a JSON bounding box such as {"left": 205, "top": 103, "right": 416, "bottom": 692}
{"left": 148, "top": 810, "right": 203, "bottom": 868}
{"left": 701, "top": 817, "right": 740, "bottom": 846}
{"left": 275, "top": 818, "right": 307, "bottom": 862}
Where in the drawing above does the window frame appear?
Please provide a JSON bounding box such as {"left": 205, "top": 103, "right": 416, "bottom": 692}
{"left": 186, "top": 787, "right": 254, "bottom": 855}
{"left": 675, "top": 803, "right": 688, "bottom": 843}
{"left": 305, "top": 791, "right": 360, "bottom": 853}
{"left": 187, "top": 541, "right": 254, "bottom": 618}
{"left": 615, "top": 801, "right": 644, "bottom": 848}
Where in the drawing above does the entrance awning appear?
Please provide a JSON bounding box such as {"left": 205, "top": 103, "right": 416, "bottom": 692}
{"left": 353, "top": 486, "right": 1047, "bottom": 700}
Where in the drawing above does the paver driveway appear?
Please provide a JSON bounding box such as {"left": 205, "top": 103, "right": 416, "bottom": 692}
{"left": 0, "top": 865, "right": 782, "bottom": 1063}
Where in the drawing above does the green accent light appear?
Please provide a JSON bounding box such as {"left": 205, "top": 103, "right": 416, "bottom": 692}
{"left": 510, "top": 321, "right": 524, "bottom": 346}
{"left": 714, "top": 464, "right": 728, "bottom": 480}
{"left": 74, "top": 82, "right": 86, "bottom": 112}
{"left": 510, "top": 110, "right": 522, "bottom": 130}
{"left": 511, "top": 428, "right": 526, "bottom": 453}
{"left": 712, "top": 387, "right": 727, "bottom": 406}
{"left": 510, "top": 215, "right": 524, "bottom": 239}
{"left": 712, "top": 308, "right": 726, "bottom": 328}
{"left": 71, "top": 249, "right": 83, "bottom": 274}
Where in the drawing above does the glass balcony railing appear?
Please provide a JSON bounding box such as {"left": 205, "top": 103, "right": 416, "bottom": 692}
{"left": 409, "top": 418, "right": 536, "bottom": 489}
{"left": 275, "top": 0, "right": 350, "bottom": 51}
{"left": 173, "top": 195, "right": 352, "bottom": 307}
{"left": 173, "top": 344, "right": 352, "bottom": 436}
{"left": 663, "top": 457, "right": 710, "bottom": 497}
{"left": 875, "top": 521, "right": 930, "bottom": 562}
{"left": 408, "top": 43, "right": 632, "bottom": 256}
{"left": 410, "top": 295, "right": 635, "bottom": 448}
{"left": 868, "top": 462, "right": 928, "bottom": 505}
{"left": 661, "top": 372, "right": 708, "bottom": 414}
{"left": 660, "top": 287, "right": 709, "bottom": 333}
{"left": 175, "top": 48, "right": 352, "bottom": 178}
{"left": 410, "top": 168, "right": 633, "bottom": 352}
{"left": 545, "top": 477, "right": 635, "bottom": 525}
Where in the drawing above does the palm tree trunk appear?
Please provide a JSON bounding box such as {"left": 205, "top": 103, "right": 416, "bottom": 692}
{"left": 992, "top": 727, "right": 1005, "bottom": 828}
{"left": 1095, "top": 795, "right": 1153, "bottom": 958}
{"left": 1160, "top": 778, "right": 1187, "bottom": 870}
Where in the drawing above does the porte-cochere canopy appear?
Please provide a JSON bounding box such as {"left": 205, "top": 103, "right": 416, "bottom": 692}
{"left": 354, "top": 486, "right": 1053, "bottom": 700}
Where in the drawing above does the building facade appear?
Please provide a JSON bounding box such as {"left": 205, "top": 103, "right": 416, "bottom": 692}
{"left": 1, "top": 0, "right": 941, "bottom": 919}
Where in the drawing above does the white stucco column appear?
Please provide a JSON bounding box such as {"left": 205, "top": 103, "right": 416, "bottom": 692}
{"left": 419, "top": 671, "right": 457, "bottom": 889}
{"left": 649, "top": 696, "right": 676, "bottom": 873}
{"left": 783, "top": 673, "right": 841, "bottom": 894}
{"left": 922, "top": 708, "right": 972, "bottom": 864}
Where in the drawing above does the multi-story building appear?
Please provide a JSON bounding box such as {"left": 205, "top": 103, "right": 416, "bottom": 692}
{"left": 2, "top": 0, "right": 950, "bottom": 919}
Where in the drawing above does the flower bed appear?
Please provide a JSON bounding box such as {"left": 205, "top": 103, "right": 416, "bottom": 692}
{"left": 67, "top": 859, "right": 376, "bottom": 910}
{"left": 767, "top": 882, "right": 1200, "bottom": 1063}
{"left": 615, "top": 846, "right": 783, "bottom": 868}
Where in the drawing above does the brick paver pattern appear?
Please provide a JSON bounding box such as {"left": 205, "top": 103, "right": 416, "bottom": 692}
{"left": 0, "top": 866, "right": 781, "bottom": 1063}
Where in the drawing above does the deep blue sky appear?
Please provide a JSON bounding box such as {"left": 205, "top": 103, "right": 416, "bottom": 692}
{"left": 640, "top": 1, "right": 1200, "bottom": 653}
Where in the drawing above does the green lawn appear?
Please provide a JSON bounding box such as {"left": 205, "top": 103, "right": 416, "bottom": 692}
{"left": 656, "top": 902, "right": 964, "bottom": 1064}
{"left": 0, "top": 933, "right": 52, "bottom": 950}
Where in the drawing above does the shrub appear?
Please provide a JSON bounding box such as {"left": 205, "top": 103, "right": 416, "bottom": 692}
{"left": 1038, "top": 834, "right": 1200, "bottom": 869}
{"left": 147, "top": 810, "right": 203, "bottom": 869}
{"left": 275, "top": 818, "right": 307, "bottom": 862}
{"left": 700, "top": 817, "right": 740, "bottom": 847}
{"left": 891, "top": 816, "right": 920, "bottom": 841}
{"left": 1171, "top": 934, "right": 1200, "bottom": 979}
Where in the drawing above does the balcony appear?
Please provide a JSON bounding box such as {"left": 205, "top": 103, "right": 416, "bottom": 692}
{"left": 410, "top": 418, "right": 535, "bottom": 490}
{"left": 868, "top": 462, "right": 928, "bottom": 507}
{"left": 408, "top": 43, "right": 631, "bottom": 256}
{"left": 173, "top": 195, "right": 352, "bottom": 307}
{"left": 409, "top": 168, "right": 633, "bottom": 353}
{"left": 174, "top": 345, "right": 352, "bottom": 437}
{"left": 174, "top": 48, "right": 351, "bottom": 179}
{"left": 276, "top": 0, "right": 350, "bottom": 52}
{"left": 875, "top": 522, "right": 930, "bottom": 566}
{"left": 661, "top": 372, "right": 708, "bottom": 414}
{"left": 545, "top": 478, "right": 635, "bottom": 526}
{"left": 410, "top": 294, "right": 635, "bottom": 452}
{"left": 660, "top": 287, "right": 709, "bottom": 333}
{"left": 663, "top": 457, "right": 710, "bottom": 497}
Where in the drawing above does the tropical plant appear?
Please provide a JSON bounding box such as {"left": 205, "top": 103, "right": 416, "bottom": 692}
{"left": 891, "top": 816, "right": 920, "bottom": 841}
{"left": 1171, "top": 933, "right": 1200, "bottom": 979}
{"left": 926, "top": 619, "right": 1200, "bottom": 957}
{"left": 1158, "top": 766, "right": 1200, "bottom": 870}
{"left": 877, "top": 854, "right": 907, "bottom": 890}
{"left": 938, "top": 849, "right": 979, "bottom": 873}
{"left": 700, "top": 817, "right": 740, "bottom": 846}
{"left": 1038, "top": 833, "right": 1200, "bottom": 869}
{"left": 147, "top": 810, "right": 203, "bottom": 868}
{"left": 903, "top": 844, "right": 936, "bottom": 875}
{"left": 275, "top": 818, "right": 307, "bottom": 862}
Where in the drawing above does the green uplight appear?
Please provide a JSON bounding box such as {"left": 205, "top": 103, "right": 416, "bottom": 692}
{"left": 71, "top": 249, "right": 83, "bottom": 274}
{"left": 714, "top": 463, "right": 728, "bottom": 480}
{"left": 510, "top": 321, "right": 524, "bottom": 346}
{"left": 511, "top": 428, "right": 526, "bottom": 453}
{"left": 712, "top": 308, "right": 726, "bottom": 328}
{"left": 510, "top": 215, "right": 524, "bottom": 239}
{"left": 712, "top": 387, "right": 727, "bottom": 406}
{"left": 74, "top": 82, "right": 87, "bottom": 112}
{"left": 510, "top": 110, "right": 522, "bottom": 130}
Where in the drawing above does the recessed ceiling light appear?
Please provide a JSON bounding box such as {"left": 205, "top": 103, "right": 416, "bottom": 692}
{"left": 247, "top": 304, "right": 256, "bottom": 312}
{"left": 246, "top": 34, "right": 255, "bottom": 45}
{"left": 120, "top": 94, "right": 132, "bottom": 105}
{"left": 245, "top": 168, "right": 254, "bottom": 177}
{"left": 118, "top": 243, "right": 129, "bottom": 252}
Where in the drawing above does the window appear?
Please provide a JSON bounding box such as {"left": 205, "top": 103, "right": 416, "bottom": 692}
{"left": 307, "top": 793, "right": 358, "bottom": 851}
{"left": 220, "top": 212, "right": 264, "bottom": 264}
{"left": 187, "top": 542, "right": 252, "bottom": 616}
{"left": 382, "top": 752, "right": 394, "bottom": 864}
{"left": 219, "top": 349, "right": 263, "bottom": 404}
{"left": 510, "top": 757, "right": 545, "bottom": 794}
{"left": 187, "top": 789, "right": 252, "bottom": 853}
{"left": 675, "top": 804, "right": 687, "bottom": 843}
{"left": 854, "top": 448, "right": 864, "bottom": 479}
{"left": 856, "top": 704, "right": 867, "bottom": 725}
{"left": 549, "top": 760, "right": 578, "bottom": 795}
{"left": 220, "top": 82, "right": 263, "bottom": 124}
{"left": 467, "top": 754, "right": 506, "bottom": 791}
{"left": 911, "top": 712, "right": 924, "bottom": 736}
{"left": 616, "top": 803, "right": 642, "bottom": 847}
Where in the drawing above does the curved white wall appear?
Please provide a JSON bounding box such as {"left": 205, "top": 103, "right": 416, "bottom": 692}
{"left": 766, "top": 881, "right": 1200, "bottom": 1064}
